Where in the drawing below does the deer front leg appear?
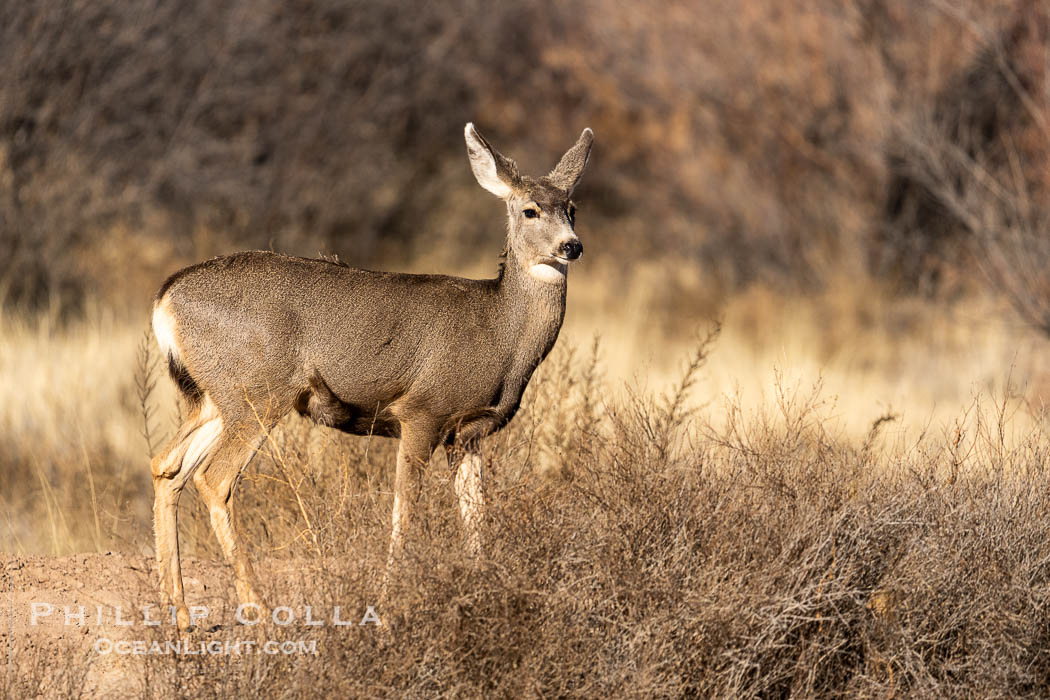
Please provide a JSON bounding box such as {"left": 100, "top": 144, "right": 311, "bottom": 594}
{"left": 388, "top": 429, "right": 431, "bottom": 562}
{"left": 453, "top": 451, "right": 485, "bottom": 558}
{"left": 384, "top": 423, "right": 438, "bottom": 599}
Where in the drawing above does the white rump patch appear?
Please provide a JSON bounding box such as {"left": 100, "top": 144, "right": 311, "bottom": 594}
{"left": 529, "top": 262, "right": 567, "bottom": 283}
{"left": 152, "top": 297, "right": 180, "bottom": 362}
{"left": 182, "top": 397, "right": 223, "bottom": 473}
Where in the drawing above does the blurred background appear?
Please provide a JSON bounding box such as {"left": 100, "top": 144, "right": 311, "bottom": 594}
{"left": 2, "top": 0, "right": 1050, "bottom": 551}
{"left": 0, "top": 0, "right": 1046, "bottom": 316}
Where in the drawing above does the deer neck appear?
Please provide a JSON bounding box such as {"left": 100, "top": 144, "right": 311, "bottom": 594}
{"left": 496, "top": 250, "right": 568, "bottom": 369}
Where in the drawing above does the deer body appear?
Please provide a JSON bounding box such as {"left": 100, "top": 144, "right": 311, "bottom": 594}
{"left": 150, "top": 124, "right": 593, "bottom": 629}
{"left": 156, "top": 250, "right": 566, "bottom": 440}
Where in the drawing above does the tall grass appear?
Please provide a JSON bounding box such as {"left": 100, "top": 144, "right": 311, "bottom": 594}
{"left": 6, "top": 292, "right": 1050, "bottom": 695}
{"left": 4, "top": 274, "right": 1050, "bottom": 555}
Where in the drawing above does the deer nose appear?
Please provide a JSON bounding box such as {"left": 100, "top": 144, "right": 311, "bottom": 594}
{"left": 560, "top": 239, "right": 583, "bottom": 261}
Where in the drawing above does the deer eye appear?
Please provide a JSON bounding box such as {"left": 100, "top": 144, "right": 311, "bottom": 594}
{"left": 567, "top": 204, "right": 576, "bottom": 226}
{"left": 523, "top": 208, "right": 539, "bottom": 219}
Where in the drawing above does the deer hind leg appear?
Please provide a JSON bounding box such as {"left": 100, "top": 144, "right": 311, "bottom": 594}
{"left": 152, "top": 396, "right": 224, "bottom": 630}
{"left": 192, "top": 422, "right": 271, "bottom": 624}
{"left": 453, "top": 451, "right": 485, "bottom": 558}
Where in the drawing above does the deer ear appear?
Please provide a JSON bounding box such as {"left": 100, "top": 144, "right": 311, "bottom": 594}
{"left": 548, "top": 128, "right": 593, "bottom": 194}
{"left": 464, "top": 123, "right": 519, "bottom": 199}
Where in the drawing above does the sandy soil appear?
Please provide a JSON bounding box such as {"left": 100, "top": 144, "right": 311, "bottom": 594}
{"left": 1, "top": 553, "right": 365, "bottom": 698}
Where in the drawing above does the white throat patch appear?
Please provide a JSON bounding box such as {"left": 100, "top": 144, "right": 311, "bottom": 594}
{"left": 528, "top": 262, "right": 567, "bottom": 283}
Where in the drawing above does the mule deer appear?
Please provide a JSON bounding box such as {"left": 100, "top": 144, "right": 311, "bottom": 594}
{"left": 150, "top": 123, "right": 593, "bottom": 629}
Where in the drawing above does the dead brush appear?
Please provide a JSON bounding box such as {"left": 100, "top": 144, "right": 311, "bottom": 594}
{"left": 12, "top": 332, "right": 1050, "bottom": 696}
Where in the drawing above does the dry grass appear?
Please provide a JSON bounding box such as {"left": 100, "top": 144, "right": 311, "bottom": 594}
{"left": 6, "top": 270, "right": 1050, "bottom": 554}
{"left": 3, "top": 1, "right": 1050, "bottom": 695}
{"left": 5, "top": 274, "right": 1050, "bottom": 695}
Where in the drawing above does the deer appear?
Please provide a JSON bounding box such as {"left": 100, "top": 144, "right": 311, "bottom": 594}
{"left": 149, "top": 123, "right": 593, "bottom": 630}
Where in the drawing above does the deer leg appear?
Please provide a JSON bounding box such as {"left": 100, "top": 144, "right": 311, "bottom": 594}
{"left": 152, "top": 436, "right": 189, "bottom": 606}
{"left": 193, "top": 426, "right": 269, "bottom": 624}
{"left": 151, "top": 398, "right": 223, "bottom": 630}
{"left": 384, "top": 424, "right": 439, "bottom": 595}
{"left": 452, "top": 451, "right": 485, "bottom": 558}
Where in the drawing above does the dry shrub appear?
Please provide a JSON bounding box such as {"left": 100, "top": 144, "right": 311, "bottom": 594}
{"left": 48, "top": 336, "right": 1037, "bottom": 697}
{"left": 5, "top": 328, "right": 1050, "bottom": 695}
{"left": 880, "top": 0, "right": 1050, "bottom": 295}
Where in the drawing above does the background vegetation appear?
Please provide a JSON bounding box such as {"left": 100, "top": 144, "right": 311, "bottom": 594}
{"left": 3, "top": 0, "right": 1050, "bottom": 696}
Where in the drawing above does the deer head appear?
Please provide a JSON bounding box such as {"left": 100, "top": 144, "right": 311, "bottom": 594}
{"left": 465, "top": 123, "right": 593, "bottom": 283}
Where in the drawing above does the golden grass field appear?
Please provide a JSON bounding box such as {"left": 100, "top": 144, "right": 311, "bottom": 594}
{"left": 7, "top": 265, "right": 1050, "bottom": 557}
{"left": 6, "top": 266, "right": 1048, "bottom": 552}
{"left": 5, "top": 265, "right": 1050, "bottom": 695}
{"left": 2, "top": 0, "right": 1050, "bottom": 694}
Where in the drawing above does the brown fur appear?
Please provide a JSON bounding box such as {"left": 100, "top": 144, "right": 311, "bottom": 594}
{"left": 149, "top": 123, "right": 594, "bottom": 628}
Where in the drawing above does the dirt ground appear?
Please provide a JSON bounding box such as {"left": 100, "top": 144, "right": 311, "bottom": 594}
{"left": 1, "top": 553, "right": 377, "bottom": 698}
